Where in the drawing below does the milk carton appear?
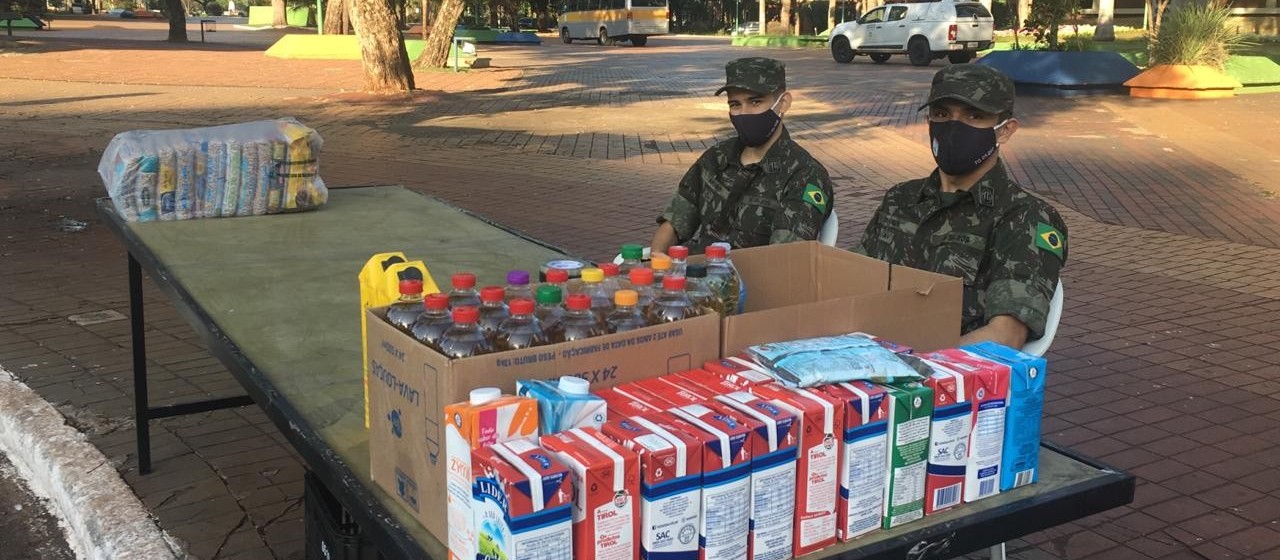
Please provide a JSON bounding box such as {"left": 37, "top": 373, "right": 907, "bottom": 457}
{"left": 471, "top": 440, "right": 573, "bottom": 560}
{"left": 749, "top": 383, "right": 841, "bottom": 556}
{"left": 595, "top": 387, "right": 665, "bottom": 419}
{"left": 715, "top": 392, "right": 800, "bottom": 560}
{"left": 917, "top": 359, "right": 972, "bottom": 515}
{"left": 633, "top": 377, "right": 713, "bottom": 407}
{"left": 814, "top": 381, "right": 890, "bottom": 540}
{"left": 701, "top": 355, "right": 777, "bottom": 388}
{"left": 961, "top": 342, "right": 1045, "bottom": 490}
{"left": 518, "top": 376, "right": 609, "bottom": 434}
{"left": 602, "top": 415, "right": 703, "bottom": 560}
{"left": 669, "top": 369, "right": 751, "bottom": 396}
{"left": 925, "top": 348, "right": 1010, "bottom": 503}
{"left": 444, "top": 388, "right": 540, "bottom": 560}
{"left": 668, "top": 403, "right": 755, "bottom": 560}
{"left": 875, "top": 381, "right": 933, "bottom": 529}
{"left": 540, "top": 428, "right": 641, "bottom": 560}
{"left": 612, "top": 382, "right": 679, "bottom": 410}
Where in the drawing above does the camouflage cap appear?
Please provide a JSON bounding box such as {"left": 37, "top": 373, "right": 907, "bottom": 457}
{"left": 919, "top": 64, "right": 1015, "bottom": 115}
{"left": 715, "top": 57, "right": 786, "bottom": 96}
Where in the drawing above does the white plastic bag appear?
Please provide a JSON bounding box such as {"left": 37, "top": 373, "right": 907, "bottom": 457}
{"left": 97, "top": 118, "right": 327, "bottom": 222}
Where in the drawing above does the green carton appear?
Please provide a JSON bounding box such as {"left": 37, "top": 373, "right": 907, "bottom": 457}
{"left": 878, "top": 381, "right": 934, "bottom": 529}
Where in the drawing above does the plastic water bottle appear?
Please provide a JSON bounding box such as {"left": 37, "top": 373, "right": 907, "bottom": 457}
{"left": 505, "top": 270, "right": 534, "bottom": 303}
{"left": 668, "top": 245, "right": 689, "bottom": 277}
{"left": 606, "top": 289, "right": 648, "bottom": 333}
{"left": 647, "top": 276, "right": 700, "bottom": 324}
{"left": 628, "top": 267, "right": 657, "bottom": 310}
{"left": 438, "top": 306, "right": 492, "bottom": 358}
{"left": 600, "top": 263, "right": 623, "bottom": 296}
{"left": 683, "top": 264, "right": 717, "bottom": 316}
{"left": 650, "top": 253, "right": 672, "bottom": 285}
{"left": 579, "top": 268, "right": 614, "bottom": 322}
{"left": 562, "top": 294, "right": 607, "bottom": 342}
{"left": 477, "top": 286, "right": 510, "bottom": 339}
{"left": 545, "top": 268, "right": 570, "bottom": 293}
{"left": 619, "top": 244, "right": 644, "bottom": 275}
{"left": 386, "top": 279, "right": 424, "bottom": 333}
{"left": 448, "top": 272, "right": 482, "bottom": 309}
{"left": 710, "top": 242, "right": 747, "bottom": 314}
{"left": 704, "top": 244, "right": 742, "bottom": 317}
{"left": 494, "top": 299, "right": 549, "bottom": 351}
{"left": 535, "top": 284, "right": 565, "bottom": 343}
{"left": 411, "top": 293, "right": 452, "bottom": 349}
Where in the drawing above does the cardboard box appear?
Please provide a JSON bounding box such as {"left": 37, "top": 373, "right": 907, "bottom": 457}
{"left": 877, "top": 382, "right": 934, "bottom": 530}
{"left": 961, "top": 342, "right": 1045, "bottom": 491}
{"left": 540, "top": 428, "right": 641, "bottom": 560}
{"left": 595, "top": 387, "right": 664, "bottom": 419}
{"left": 602, "top": 415, "right": 704, "bottom": 560}
{"left": 924, "top": 349, "right": 1010, "bottom": 503}
{"left": 366, "top": 307, "right": 720, "bottom": 541}
{"left": 814, "top": 382, "right": 890, "bottom": 541}
{"left": 718, "top": 242, "right": 962, "bottom": 356}
{"left": 918, "top": 360, "right": 972, "bottom": 515}
{"left": 749, "top": 384, "right": 841, "bottom": 556}
{"left": 668, "top": 404, "right": 755, "bottom": 560}
{"left": 471, "top": 440, "right": 573, "bottom": 560}
{"left": 715, "top": 392, "right": 800, "bottom": 560}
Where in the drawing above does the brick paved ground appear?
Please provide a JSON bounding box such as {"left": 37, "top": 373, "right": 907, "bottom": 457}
{"left": 3, "top": 25, "right": 1280, "bottom": 559}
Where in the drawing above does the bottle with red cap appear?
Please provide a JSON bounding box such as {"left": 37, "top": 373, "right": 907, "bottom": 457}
{"left": 535, "top": 284, "right": 566, "bottom": 343}
{"left": 494, "top": 299, "right": 550, "bottom": 351}
{"left": 668, "top": 245, "right": 690, "bottom": 277}
{"left": 477, "top": 286, "right": 510, "bottom": 339}
{"left": 561, "top": 294, "right": 607, "bottom": 342}
{"left": 386, "top": 279, "right": 425, "bottom": 333}
{"left": 544, "top": 268, "right": 570, "bottom": 294}
{"left": 628, "top": 267, "right": 657, "bottom": 310}
{"left": 438, "top": 306, "right": 493, "bottom": 358}
{"left": 505, "top": 270, "right": 534, "bottom": 303}
{"left": 646, "top": 276, "right": 702, "bottom": 324}
{"left": 606, "top": 289, "right": 649, "bottom": 333}
{"left": 448, "top": 273, "right": 482, "bottom": 310}
{"left": 599, "top": 263, "right": 623, "bottom": 296}
{"left": 411, "top": 293, "right": 453, "bottom": 349}
{"left": 704, "top": 244, "right": 742, "bottom": 317}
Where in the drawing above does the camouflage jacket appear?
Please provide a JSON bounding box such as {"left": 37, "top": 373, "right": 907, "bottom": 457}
{"left": 856, "top": 162, "right": 1067, "bottom": 339}
{"left": 658, "top": 128, "right": 834, "bottom": 253}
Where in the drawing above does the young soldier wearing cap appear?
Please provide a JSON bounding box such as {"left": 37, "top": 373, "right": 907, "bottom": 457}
{"left": 651, "top": 57, "right": 835, "bottom": 255}
{"left": 858, "top": 65, "right": 1068, "bottom": 348}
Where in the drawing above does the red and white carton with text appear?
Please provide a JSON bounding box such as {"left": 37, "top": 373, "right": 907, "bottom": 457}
{"left": 470, "top": 440, "right": 573, "bottom": 560}
{"left": 668, "top": 404, "right": 755, "bottom": 560}
{"left": 612, "top": 382, "right": 678, "bottom": 410}
{"left": 919, "top": 359, "right": 973, "bottom": 514}
{"left": 749, "top": 383, "right": 842, "bottom": 556}
{"left": 815, "top": 382, "right": 890, "bottom": 541}
{"left": 601, "top": 416, "right": 703, "bottom": 560}
{"left": 633, "top": 377, "right": 712, "bottom": 408}
{"left": 715, "top": 392, "right": 800, "bottom": 560}
{"left": 596, "top": 387, "right": 665, "bottom": 419}
{"left": 702, "top": 355, "right": 777, "bottom": 388}
{"left": 540, "top": 427, "right": 642, "bottom": 560}
{"left": 924, "top": 349, "right": 1010, "bottom": 503}
{"left": 669, "top": 369, "right": 749, "bottom": 396}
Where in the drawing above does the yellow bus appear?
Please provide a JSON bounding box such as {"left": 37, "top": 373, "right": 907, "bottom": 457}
{"left": 557, "top": 0, "right": 669, "bottom": 46}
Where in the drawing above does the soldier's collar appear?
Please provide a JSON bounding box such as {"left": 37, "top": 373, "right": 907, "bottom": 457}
{"left": 918, "top": 160, "right": 1012, "bottom": 209}
{"left": 726, "top": 127, "right": 792, "bottom": 174}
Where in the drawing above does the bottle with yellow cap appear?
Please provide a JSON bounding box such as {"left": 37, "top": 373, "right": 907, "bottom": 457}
{"left": 606, "top": 289, "right": 649, "bottom": 333}
{"left": 579, "top": 267, "right": 614, "bottom": 322}
{"left": 650, "top": 253, "right": 672, "bottom": 285}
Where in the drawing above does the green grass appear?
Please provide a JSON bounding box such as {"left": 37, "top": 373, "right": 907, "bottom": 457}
{"left": 731, "top": 35, "right": 827, "bottom": 48}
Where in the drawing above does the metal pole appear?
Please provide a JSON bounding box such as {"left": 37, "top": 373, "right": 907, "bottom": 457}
{"left": 129, "top": 253, "right": 153, "bottom": 475}
{"left": 316, "top": 0, "right": 323, "bottom": 33}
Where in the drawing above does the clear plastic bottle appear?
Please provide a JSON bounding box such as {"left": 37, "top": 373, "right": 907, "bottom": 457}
{"left": 579, "top": 268, "right": 614, "bottom": 322}
{"left": 411, "top": 293, "right": 453, "bottom": 350}
{"left": 650, "top": 254, "right": 672, "bottom": 285}
{"left": 668, "top": 245, "right": 690, "bottom": 278}
{"left": 606, "top": 289, "right": 649, "bottom": 333}
{"left": 710, "top": 242, "right": 747, "bottom": 314}
{"left": 505, "top": 270, "right": 534, "bottom": 303}
{"left": 438, "top": 306, "right": 493, "bottom": 358}
{"left": 646, "top": 276, "right": 701, "bottom": 324}
{"left": 628, "top": 267, "right": 657, "bottom": 310}
{"left": 477, "top": 286, "right": 510, "bottom": 340}
{"left": 448, "top": 272, "right": 482, "bottom": 310}
{"left": 683, "top": 264, "right": 718, "bottom": 316}
{"left": 600, "top": 262, "right": 624, "bottom": 295}
{"left": 494, "top": 299, "right": 549, "bottom": 351}
{"left": 535, "top": 284, "right": 566, "bottom": 343}
{"left": 704, "top": 245, "right": 742, "bottom": 317}
{"left": 386, "top": 279, "right": 424, "bottom": 333}
{"left": 619, "top": 244, "right": 644, "bottom": 275}
{"left": 562, "top": 294, "right": 607, "bottom": 342}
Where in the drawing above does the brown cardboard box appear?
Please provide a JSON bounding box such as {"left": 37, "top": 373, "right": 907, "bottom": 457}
{"left": 366, "top": 309, "right": 721, "bottom": 542}
{"left": 721, "top": 241, "right": 963, "bottom": 355}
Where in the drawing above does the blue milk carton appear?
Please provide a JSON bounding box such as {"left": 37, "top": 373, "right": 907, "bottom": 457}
{"left": 517, "top": 377, "right": 609, "bottom": 435}
{"left": 960, "top": 342, "right": 1046, "bottom": 491}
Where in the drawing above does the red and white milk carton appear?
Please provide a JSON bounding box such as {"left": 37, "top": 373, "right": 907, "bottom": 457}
{"left": 595, "top": 387, "right": 665, "bottom": 419}
{"left": 540, "top": 428, "right": 641, "bottom": 560}
{"left": 667, "top": 404, "right": 755, "bottom": 560}
{"left": 749, "top": 383, "right": 842, "bottom": 556}
{"left": 633, "top": 377, "right": 711, "bottom": 408}
{"left": 669, "top": 369, "right": 748, "bottom": 396}
{"left": 601, "top": 416, "right": 703, "bottom": 560}
{"left": 815, "top": 381, "right": 890, "bottom": 541}
{"left": 924, "top": 349, "right": 1011, "bottom": 503}
{"left": 702, "top": 354, "right": 776, "bottom": 388}
{"left": 918, "top": 359, "right": 973, "bottom": 515}
{"left": 471, "top": 440, "right": 574, "bottom": 560}
{"left": 715, "top": 392, "right": 800, "bottom": 560}
{"left": 612, "top": 382, "right": 678, "bottom": 410}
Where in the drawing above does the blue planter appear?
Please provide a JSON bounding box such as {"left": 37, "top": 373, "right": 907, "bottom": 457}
{"left": 976, "top": 51, "right": 1141, "bottom": 97}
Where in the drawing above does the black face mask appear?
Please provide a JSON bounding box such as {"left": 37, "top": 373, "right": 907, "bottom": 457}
{"left": 929, "top": 119, "right": 1007, "bottom": 176}
{"left": 730, "top": 97, "right": 783, "bottom": 148}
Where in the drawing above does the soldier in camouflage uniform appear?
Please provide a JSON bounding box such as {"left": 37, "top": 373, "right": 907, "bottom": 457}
{"left": 651, "top": 57, "right": 834, "bottom": 255}
{"left": 857, "top": 65, "right": 1067, "bottom": 348}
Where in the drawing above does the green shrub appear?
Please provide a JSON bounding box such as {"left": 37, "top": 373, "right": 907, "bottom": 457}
{"left": 204, "top": 1, "right": 223, "bottom": 15}
{"left": 1150, "top": 0, "right": 1249, "bottom": 70}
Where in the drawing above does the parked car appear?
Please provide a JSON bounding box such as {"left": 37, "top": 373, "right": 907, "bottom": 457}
{"left": 829, "top": 0, "right": 994, "bottom": 66}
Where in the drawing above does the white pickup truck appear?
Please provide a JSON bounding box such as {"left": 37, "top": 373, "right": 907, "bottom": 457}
{"left": 829, "top": 0, "right": 995, "bottom": 66}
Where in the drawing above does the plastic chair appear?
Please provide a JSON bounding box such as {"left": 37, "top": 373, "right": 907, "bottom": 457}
{"left": 1020, "top": 279, "right": 1063, "bottom": 358}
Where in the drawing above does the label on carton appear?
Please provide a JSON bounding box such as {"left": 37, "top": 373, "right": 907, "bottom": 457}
{"left": 473, "top": 441, "right": 573, "bottom": 560}
{"left": 879, "top": 382, "right": 933, "bottom": 530}
{"left": 920, "top": 362, "right": 971, "bottom": 514}
{"left": 669, "top": 405, "right": 753, "bottom": 560}
{"left": 602, "top": 417, "right": 701, "bottom": 560}
{"left": 715, "top": 392, "right": 798, "bottom": 560}
{"left": 815, "top": 382, "right": 889, "bottom": 541}
{"left": 540, "top": 428, "right": 640, "bottom": 560}
{"left": 926, "top": 348, "right": 1011, "bottom": 503}
{"left": 595, "top": 387, "right": 664, "bottom": 419}
{"left": 701, "top": 355, "right": 777, "bottom": 387}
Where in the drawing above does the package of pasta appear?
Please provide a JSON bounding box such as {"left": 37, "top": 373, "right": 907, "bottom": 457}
{"left": 97, "top": 118, "right": 328, "bottom": 222}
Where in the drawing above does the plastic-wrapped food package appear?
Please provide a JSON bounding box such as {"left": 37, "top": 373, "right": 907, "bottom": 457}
{"left": 746, "top": 333, "right": 924, "bottom": 387}
{"left": 98, "top": 118, "right": 327, "bottom": 222}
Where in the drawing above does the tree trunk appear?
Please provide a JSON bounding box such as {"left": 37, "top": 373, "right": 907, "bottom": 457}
{"left": 165, "top": 0, "right": 187, "bottom": 41}
{"left": 324, "top": 0, "right": 347, "bottom": 33}
{"left": 757, "top": 0, "right": 765, "bottom": 32}
{"left": 827, "top": 0, "right": 836, "bottom": 32}
{"left": 779, "top": 0, "right": 792, "bottom": 34}
{"left": 414, "top": 0, "right": 465, "bottom": 67}
{"left": 351, "top": 0, "right": 416, "bottom": 91}
{"left": 272, "top": 0, "right": 286, "bottom": 26}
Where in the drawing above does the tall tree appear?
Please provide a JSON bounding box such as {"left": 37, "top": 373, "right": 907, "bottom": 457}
{"left": 165, "top": 0, "right": 188, "bottom": 41}
{"left": 827, "top": 0, "right": 837, "bottom": 33}
{"left": 323, "top": 0, "right": 349, "bottom": 33}
{"left": 351, "top": 0, "right": 417, "bottom": 91}
{"left": 414, "top": 0, "right": 465, "bottom": 68}
{"left": 779, "top": 0, "right": 792, "bottom": 34}
{"left": 272, "top": 0, "right": 287, "bottom": 26}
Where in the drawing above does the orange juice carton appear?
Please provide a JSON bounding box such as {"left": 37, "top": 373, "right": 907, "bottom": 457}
{"left": 813, "top": 382, "right": 890, "bottom": 540}
{"left": 702, "top": 354, "right": 776, "bottom": 388}
{"left": 517, "top": 376, "right": 609, "bottom": 434}
{"left": 873, "top": 381, "right": 933, "bottom": 530}
{"left": 471, "top": 440, "right": 573, "bottom": 560}
{"left": 915, "top": 359, "right": 972, "bottom": 515}
{"left": 961, "top": 341, "right": 1044, "bottom": 491}
{"left": 601, "top": 416, "right": 704, "bottom": 560}
{"left": 749, "top": 383, "right": 841, "bottom": 556}
{"left": 714, "top": 392, "right": 800, "bottom": 560}
{"left": 444, "top": 388, "right": 539, "bottom": 560}
{"left": 595, "top": 387, "right": 665, "bottom": 419}
{"left": 540, "top": 428, "right": 641, "bottom": 560}
{"left": 668, "top": 403, "right": 755, "bottom": 560}
{"left": 923, "top": 348, "right": 1011, "bottom": 503}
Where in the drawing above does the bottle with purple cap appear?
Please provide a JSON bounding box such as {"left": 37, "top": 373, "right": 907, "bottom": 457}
{"left": 505, "top": 269, "right": 534, "bottom": 303}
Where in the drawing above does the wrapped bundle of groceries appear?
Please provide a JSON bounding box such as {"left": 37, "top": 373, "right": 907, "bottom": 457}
{"left": 745, "top": 332, "right": 928, "bottom": 387}
{"left": 96, "top": 118, "right": 327, "bottom": 222}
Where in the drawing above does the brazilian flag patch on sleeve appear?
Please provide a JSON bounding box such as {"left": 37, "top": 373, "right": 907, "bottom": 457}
{"left": 803, "top": 183, "right": 828, "bottom": 213}
{"left": 1035, "top": 222, "right": 1065, "bottom": 259}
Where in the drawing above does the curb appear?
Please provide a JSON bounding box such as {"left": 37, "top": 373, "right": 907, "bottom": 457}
{"left": 0, "top": 367, "right": 184, "bottom": 560}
